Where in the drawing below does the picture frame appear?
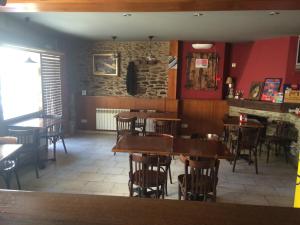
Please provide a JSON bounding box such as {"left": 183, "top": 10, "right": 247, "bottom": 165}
{"left": 93, "top": 53, "right": 118, "bottom": 76}
{"left": 296, "top": 36, "right": 300, "bottom": 70}
{"left": 260, "top": 78, "right": 282, "bottom": 102}
{"left": 249, "top": 81, "right": 264, "bottom": 100}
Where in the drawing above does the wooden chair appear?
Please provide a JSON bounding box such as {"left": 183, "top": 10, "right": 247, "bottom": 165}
{"left": 130, "top": 109, "right": 146, "bottom": 136}
{"left": 115, "top": 116, "right": 138, "bottom": 155}
{"left": 178, "top": 155, "right": 219, "bottom": 201}
{"left": 232, "top": 127, "right": 261, "bottom": 174}
{"left": 144, "top": 133, "right": 173, "bottom": 195}
{"left": 42, "top": 114, "right": 68, "bottom": 161}
{"left": 264, "top": 121, "right": 296, "bottom": 163}
{"left": 128, "top": 154, "right": 166, "bottom": 199}
{"left": 8, "top": 129, "right": 40, "bottom": 178}
{"left": 0, "top": 137, "right": 21, "bottom": 189}
{"left": 154, "top": 119, "right": 177, "bottom": 137}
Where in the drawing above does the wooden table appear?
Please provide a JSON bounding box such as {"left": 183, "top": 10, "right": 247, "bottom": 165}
{"left": 223, "top": 116, "right": 264, "bottom": 128}
{"left": 117, "top": 111, "right": 181, "bottom": 121}
{"left": 0, "top": 144, "right": 23, "bottom": 162}
{"left": 0, "top": 190, "right": 298, "bottom": 225}
{"left": 112, "top": 135, "right": 233, "bottom": 159}
{"left": 8, "top": 117, "right": 62, "bottom": 129}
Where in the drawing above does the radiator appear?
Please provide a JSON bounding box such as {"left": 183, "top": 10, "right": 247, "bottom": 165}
{"left": 96, "top": 108, "right": 129, "bottom": 131}
{"left": 96, "top": 108, "right": 155, "bottom": 132}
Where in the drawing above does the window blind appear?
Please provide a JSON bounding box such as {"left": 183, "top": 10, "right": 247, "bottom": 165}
{"left": 41, "top": 53, "right": 63, "bottom": 116}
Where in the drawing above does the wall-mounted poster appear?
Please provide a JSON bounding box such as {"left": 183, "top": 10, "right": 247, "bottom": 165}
{"left": 195, "top": 58, "right": 209, "bottom": 68}
{"left": 93, "top": 53, "right": 118, "bottom": 76}
{"left": 260, "top": 78, "right": 282, "bottom": 102}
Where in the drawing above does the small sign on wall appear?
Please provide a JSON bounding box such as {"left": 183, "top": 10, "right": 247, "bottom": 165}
{"left": 195, "top": 58, "right": 209, "bottom": 68}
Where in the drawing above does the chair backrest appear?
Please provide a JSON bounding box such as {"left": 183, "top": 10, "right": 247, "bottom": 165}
{"left": 116, "top": 116, "right": 136, "bottom": 134}
{"left": 275, "top": 121, "right": 295, "bottom": 139}
{"left": 8, "top": 129, "right": 39, "bottom": 146}
{"left": 237, "top": 127, "right": 261, "bottom": 149}
{"left": 43, "top": 114, "right": 63, "bottom": 133}
{"left": 129, "top": 154, "right": 162, "bottom": 190}
{"left": 182, "top": 156, "right": 218, "bottom": 197}
{"left": 154, "top": 119, "right": 177, "bottom": 136}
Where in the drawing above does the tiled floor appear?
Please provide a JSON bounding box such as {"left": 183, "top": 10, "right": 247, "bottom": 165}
{"left": 4, "top": 132, "right": 297, "bottom": 207}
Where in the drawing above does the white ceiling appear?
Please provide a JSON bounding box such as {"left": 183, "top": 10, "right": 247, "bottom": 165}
{"left": 11, "top": 11, "right": 300, "bottom": 42}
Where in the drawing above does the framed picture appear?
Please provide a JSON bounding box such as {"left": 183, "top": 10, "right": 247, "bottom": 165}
{"left": 260, "top": 78, "right": 282, "bottom": 102}
{"left": 249, "top": 81, "right": 263, "bottom": 100}
{"left": 296, "top": 36, "right": 300, "bottom": 70}
{"left": 93, "top": 53, "right": 118, "bottom": 76}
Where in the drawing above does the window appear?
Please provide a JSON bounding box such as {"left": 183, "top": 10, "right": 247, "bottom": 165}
{"left": 0, "top": 46, "right": 63, "bottom": 120}
{"left": 0, "top": 47, "right": 42, "bottom": 120}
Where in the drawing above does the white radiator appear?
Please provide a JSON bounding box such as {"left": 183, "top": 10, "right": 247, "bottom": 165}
{"left": 96, "top": 108, "right": 129, "bottom": 131}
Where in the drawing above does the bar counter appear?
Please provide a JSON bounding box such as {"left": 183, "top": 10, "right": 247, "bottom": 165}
{"left": 0, "top": 190, "right": 299, "bottom": 225}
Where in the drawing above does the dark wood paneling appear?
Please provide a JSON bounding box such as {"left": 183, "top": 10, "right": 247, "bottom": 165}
{"left": 2, "top": 0, "right": 300, "bottom": 12}
{"left": 228, "top": 99, "right": 300, "bottom": 113}
{"left": 77, "top": 96, "right": 178, "bottom": 130}
{"left": 180, "top": 100, "right": 228, "bottom": 136}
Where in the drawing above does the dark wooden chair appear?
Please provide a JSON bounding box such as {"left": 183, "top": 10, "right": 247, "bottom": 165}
{"left": 42, "top": 114, "right": 67, "bottom": 161}
{"left": 130, "top": 109, "right": 147, "bottom": 136}
{"left": 0, "top": 137, "right": 21, "bottom": 189}
{"left": 128, "top": 154, "right": 166, "bottom": 199}
{"left": 154, "top": 119, "right": 177, "bottom": 137}
{"left": 178, "top": 155, "right": 219, "bottom": 201}
{"left": 232, "top": 127, "right": 261, "bottom": 174}
{"left": 115, "top": 116, "right": 138, "bottom": 155}
{"left": 8, "top": 129, "right": 40, "bottom": 178}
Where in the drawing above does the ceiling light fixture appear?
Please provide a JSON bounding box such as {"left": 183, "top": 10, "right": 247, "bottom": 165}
{"left": 269, "top": 11, "right": 280, "bottom": 16}
{"left": 192, "top": 43, "right": 214, "bottom": 49}
{"left": 193, "top": 12, "right": 204, "bottom": 17}
{"left": 145, "top": 35, "right": 158, "bottom": 64}
{"left": 123, "top": 13, "right": 132, "bottom": 17}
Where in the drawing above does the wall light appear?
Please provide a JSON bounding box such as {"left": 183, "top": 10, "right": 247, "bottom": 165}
{"left": 192, "top": 43, "right": 214, "bottom": 49}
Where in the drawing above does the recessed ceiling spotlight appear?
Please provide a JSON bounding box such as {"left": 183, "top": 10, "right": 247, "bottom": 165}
{"left": 193, "top": 12, "right": 204, "bottom": 17}
{"left": 123, "top": 13, "right": 132, "bottom": 17}
{"left": 269, "top": 11, "right": 280, "bottom": 16}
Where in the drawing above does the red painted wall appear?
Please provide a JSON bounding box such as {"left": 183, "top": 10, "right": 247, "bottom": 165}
{"left": 180, "top": 42, "right": 226, "bottom": 99}
{"left": 229, "top": 37, "right": 291, "bottom": 98}
{"left": 286, "top": 36, "right": 300, "bottom": 84}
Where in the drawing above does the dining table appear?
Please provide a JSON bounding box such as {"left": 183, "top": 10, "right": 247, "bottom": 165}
{"left": 8, "top": 117, "right": 62, "bottom": 130}
{"left": 0, "top": 190, "right": 298, "bottom": 225}
{"left": 223, "top": 116, "right": 264, "bottom": 128}
{"left": 117, "top": 111, "right": 181, "bottom": 121}
{"left": 112, "top": 135, "right": 233, "bottom": 160}
{"left": 0, "top": 144, "right": 23, "bottom": 162}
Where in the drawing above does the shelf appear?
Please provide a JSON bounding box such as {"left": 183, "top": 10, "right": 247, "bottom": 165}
{"left": 227, "top": 99, "right": 300, "bottom": 113}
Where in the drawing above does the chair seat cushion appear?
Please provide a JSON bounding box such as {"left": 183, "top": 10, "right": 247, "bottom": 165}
{"left": 131, "top": 170, "right": 166, "bottom": 187}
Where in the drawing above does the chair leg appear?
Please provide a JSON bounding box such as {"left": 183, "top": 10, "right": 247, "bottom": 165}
{"left": 266, "top": 142, "right": 271, "bottom": 163}
{"left": 61, "top": 136, "right": 68, "bottom": 154}
{"left": 4, "top": 174, "right": 11, "bottom": 189}
{"left": 254, "top": 148, "right": 258, "bottom": 175}
{"left": 178, "top": 184, "right": 182, "bottom": 200}
{"left": 283, "top": 144, "right": 289, "bottom": 164}
{"left": 168, "top": 166, "right": 172, "bottom": 184}
{"left": 161, "top": 184, "right": 165, "bottom": 199}
{"left": 232, "top": 148, "right": 239, "bottom": 172}
{"left": 35, "top": 151, "right": 40, "bottom": 179}
{"left": 14, "top": 169, "right": 21, "bottom": 190}
{"left": 53, "top": 140, "right": 57, "bottom": 161}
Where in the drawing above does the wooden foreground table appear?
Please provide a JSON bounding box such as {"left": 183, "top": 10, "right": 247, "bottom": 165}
{"left": 0, "top": 190, "right": 298, "bottom": 225}
{"left": 0, "top": 144, "right": 23, "bottom": 162}
{"left": 112, "top": 135, "right": 233, "bottom": 159}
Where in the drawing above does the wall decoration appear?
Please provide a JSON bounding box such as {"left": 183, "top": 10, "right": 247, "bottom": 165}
{"left": 296, "top": 36, "right": 300, "bottom": 70}
{"left": 126, "top": 61, "right": 137, "bottom": 96}
{"left": 249, "top": 81, "right": 264, "bottom": 100}
{"left": 93, "top": 53, "right": 118, "bottom": 76}
{"left": 260, "top": 78, "right": 281, "bottom": 102}
{"left": 185, "top": 52, "right": 218, "bottom": 90}
{"left": 168, "top": 56, "right": 177, "bottom": 69}
{"left": 284, "top": 84, "right": 300, "bottom": 103}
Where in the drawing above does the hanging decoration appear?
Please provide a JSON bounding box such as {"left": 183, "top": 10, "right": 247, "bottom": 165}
{"left": 185, "top": 52, "right": 219, "bottom": 90}
{"left": 145, "top": 35, "right": 158, "bottom": 65}
{"left": 126, "top": 61, "right": 137, "bottom": 96}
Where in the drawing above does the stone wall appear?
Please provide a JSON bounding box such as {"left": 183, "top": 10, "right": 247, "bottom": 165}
{"left": 78, "top": 41, "right": 169, "bottom": 98}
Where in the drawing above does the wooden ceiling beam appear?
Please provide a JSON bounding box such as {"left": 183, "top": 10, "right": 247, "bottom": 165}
{"left": 1, "top": 0, "right": 300, "bottom": 12}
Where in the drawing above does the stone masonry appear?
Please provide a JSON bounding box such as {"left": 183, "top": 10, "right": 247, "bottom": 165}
{"left": 79, "top": 41, "right": 169, "bottom": 98}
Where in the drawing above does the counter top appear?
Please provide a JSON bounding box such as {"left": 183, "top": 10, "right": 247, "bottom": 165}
{"left": 0, "top": 190, "right": 299, "bottom": 225}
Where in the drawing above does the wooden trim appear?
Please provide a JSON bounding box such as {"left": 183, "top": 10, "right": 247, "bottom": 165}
{"left": 227, "top": 99, "right": 300, "bottom": 113}
{"left": 2, "top": 0, "right": 300, "bottom": 12}
{"left": 77, "top": 96, "right": 178, "bottom": 130}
